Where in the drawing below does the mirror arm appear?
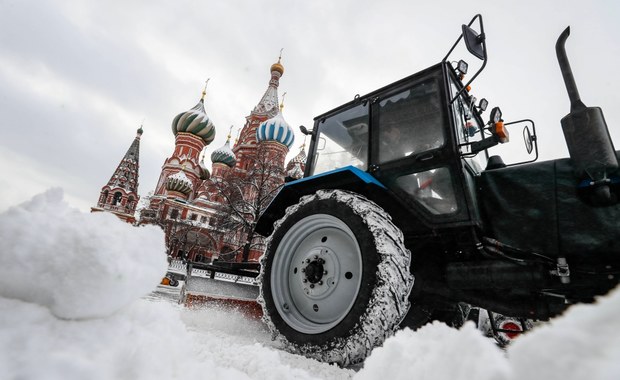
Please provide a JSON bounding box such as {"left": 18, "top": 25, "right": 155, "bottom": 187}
{"left": 448, "top": 14, "right": 487, "bottom": 104}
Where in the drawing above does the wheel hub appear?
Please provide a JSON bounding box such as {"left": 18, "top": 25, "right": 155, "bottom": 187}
{"left": 302, "top": 257, "right": 325, "bottom": 284}
{"left": 270, "top": 214, "right": 363, "bottom": 333}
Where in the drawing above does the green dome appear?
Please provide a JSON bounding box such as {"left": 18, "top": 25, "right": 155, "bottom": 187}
{"left": 171, "top": 99, "right": 216, "bottom": 145}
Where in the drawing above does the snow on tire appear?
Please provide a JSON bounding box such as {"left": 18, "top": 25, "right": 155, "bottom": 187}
{"left": 258, "top": 189, "right": 414, "bottom": 366}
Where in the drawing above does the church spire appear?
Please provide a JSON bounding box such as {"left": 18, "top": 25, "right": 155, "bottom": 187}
{"left": 91, "top": 126, "right": 143, "bottom": 223}
{"left": 252, "top": 50, "right": 285, "bottom": 118}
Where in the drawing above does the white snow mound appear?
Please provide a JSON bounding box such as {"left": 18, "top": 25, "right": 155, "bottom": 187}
{"left": 356, "top": 321, "right": 511, "bottom": 380}
{"left": 508, "top": 285, "right": 620, "bottom": 380}
{"left": 0, "top": 188, "right": 167, "bottom": 319}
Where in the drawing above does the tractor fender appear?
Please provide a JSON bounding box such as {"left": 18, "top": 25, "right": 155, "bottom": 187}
{"left": 256, "top": 166, "right": 387, "bottom": 237}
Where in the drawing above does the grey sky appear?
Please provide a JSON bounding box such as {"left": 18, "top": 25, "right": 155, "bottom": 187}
{"left": 1, "top": 0, "right": 619, "bottom": 212}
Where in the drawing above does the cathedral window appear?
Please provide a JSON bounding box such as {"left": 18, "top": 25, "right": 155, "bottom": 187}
{"left": 101, "top": 190, "right": 109, "bottom": 205}
{"left": 170, "top": 209, "right": 179, "bottom": 219}
{"left": 112, "top": 192, "right": 122, "bottom": 205}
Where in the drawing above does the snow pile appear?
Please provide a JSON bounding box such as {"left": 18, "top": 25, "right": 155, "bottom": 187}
{"left": 357, "top": 287, "right": 620, "bottom": 380}
{"left": 357, "top": 322, "right": 510, "bottom": 380}
{"left": 0, "top": 297, "right": 246, "bottom": 380}
{"left": 508, "top": 287, "right": 620, "bottom": 380}
{"left": 0, "top": 188, "right": 167, "bottom": 319}
{"left": 0, "top": 189, "right": 619, "bottom": 380}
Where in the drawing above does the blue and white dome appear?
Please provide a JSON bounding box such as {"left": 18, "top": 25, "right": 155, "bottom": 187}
{"left": 211, "top": 138, "right": 236, "bottom": 167}
{"left": 256, "top": 112, "right": 295, "bottom": 149}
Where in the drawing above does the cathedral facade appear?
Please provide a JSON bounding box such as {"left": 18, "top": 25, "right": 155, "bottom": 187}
{"left": 122, "top": 57, "right": 306, "bottom": 265}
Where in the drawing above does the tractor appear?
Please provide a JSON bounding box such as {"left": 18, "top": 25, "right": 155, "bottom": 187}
{"left": 254, "top": 15, "right": 620, "bottom": 366}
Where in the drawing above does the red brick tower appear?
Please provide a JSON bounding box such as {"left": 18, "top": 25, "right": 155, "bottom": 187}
{"left": 152, "top": 84, "right": 216, "bottom": 203}
{"left": 91, "top": 126, "right": 143, "bottom": 223}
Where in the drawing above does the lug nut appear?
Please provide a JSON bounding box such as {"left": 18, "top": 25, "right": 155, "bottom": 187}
{"left": 324, "top": 270, "right": 328, "bottom": 275}
{"left": 318, "top": 281, "right": 323, "bottom": 285}
{"left": 303, "top": 279, "right": 308, "bottom": 283}
{"left": 309, "top": 284, "right": 315, "bottom": 289}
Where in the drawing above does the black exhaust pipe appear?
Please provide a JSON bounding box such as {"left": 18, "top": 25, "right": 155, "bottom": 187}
{"left": 556, "top": 27, "right": 618, "bottom": 205}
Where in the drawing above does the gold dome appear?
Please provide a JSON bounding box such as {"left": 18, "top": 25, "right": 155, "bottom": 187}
{"left": 271, "top": 60, "right": 284, "bottom": 75}
{"left": 271, "top": 48, "right": 284, "bottom": 75}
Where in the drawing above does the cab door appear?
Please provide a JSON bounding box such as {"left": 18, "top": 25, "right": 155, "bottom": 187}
{"left": 369, "top": 65, "right": 472, "bottom": 227}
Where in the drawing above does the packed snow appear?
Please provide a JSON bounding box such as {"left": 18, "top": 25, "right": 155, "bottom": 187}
{"left": 1, "top": 189, "right": 619, "bottom": 380}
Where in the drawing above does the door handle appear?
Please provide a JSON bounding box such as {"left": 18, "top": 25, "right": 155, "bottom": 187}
{"left": 417, "top": 153, "right": 434, "bottom": 162}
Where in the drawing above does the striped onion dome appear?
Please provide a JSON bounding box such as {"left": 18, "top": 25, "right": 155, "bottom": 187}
{"left": 211, "top": 137, "right": 236, "bottom": 167}
{"left": 171, "top": 97, "right": 216, "bottom": 145}
{"left": 287, "top": 164, "right": 304, "bottom": 180}
{"left": 166, "top": 170, "right": 193, "bottom": 195}
{"left": 286, "top": 146, "right": 306, "bottom": 180}
{"left": 256, "top": 111, "right": 294, "bottom": 149}
{"left": 289, "top": 146, "right": 306, "bottom": 165}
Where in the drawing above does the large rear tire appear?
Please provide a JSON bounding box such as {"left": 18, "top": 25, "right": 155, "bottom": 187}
{"left": 258, "top": 190, "right": 413, "bottom": 366}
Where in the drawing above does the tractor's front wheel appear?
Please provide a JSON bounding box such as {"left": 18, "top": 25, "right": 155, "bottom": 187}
{"left": 258, "top": 190, "right": 413, "bottom": 366}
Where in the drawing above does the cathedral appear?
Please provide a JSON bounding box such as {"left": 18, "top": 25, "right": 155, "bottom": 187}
{"left": 93, "top": 56, "right": 306, "bottom": 266}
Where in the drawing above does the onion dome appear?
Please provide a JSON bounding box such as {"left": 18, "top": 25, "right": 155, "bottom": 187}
{"left": 166, "top": 170, "right": 193, "bottom": 195}
{"left": 286, "top": 145, "right": 308, "bottom": 170}
{"left": 256, "top": 112, "right": 294, "bottom": 148}
{"left": 256, "top": 96, "right": 295, "bottom": 149}
{"left": 271, "top": 58, "right": 284, "bottom": 75}
{"left": 211, "top": 131, "right": 237, "bottom": 167}
{"left": 286, "top": 145, "right": 306, "bottom": 180}
{"left": 171, "top": 82, "right": 216, "bottom": 145}
{"left": 287, "top": 165, "right": 304, "bottom": 180}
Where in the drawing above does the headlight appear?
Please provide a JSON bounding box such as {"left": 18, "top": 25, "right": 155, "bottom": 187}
{"left": 457, "top": 60, "right": 468, "bottom": 75}
{"left": 478, "top": 98, "right": 488, "bottom": 113}
{"left": 490, "top": 107, "right": 502, "bottom": 124}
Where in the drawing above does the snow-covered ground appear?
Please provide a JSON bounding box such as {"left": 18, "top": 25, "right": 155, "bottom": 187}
{"left": 1, "top": 189, "right": 619, "bottom": 380}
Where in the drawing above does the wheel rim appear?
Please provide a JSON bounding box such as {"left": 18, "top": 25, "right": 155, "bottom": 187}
{"left": 270, "top": 214, "right": 363, "bottom": 334}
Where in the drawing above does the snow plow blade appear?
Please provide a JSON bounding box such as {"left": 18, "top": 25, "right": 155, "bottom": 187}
{"left": 182, "top": 262, "right": 262, "bottom": 319}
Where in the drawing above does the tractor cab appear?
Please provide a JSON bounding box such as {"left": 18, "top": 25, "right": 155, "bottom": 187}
{"left": 299, "top": 15, "right": 517, "bottom": 234}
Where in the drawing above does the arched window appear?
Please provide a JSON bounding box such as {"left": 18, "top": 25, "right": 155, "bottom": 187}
{"left": 101, "top": 190, "right": 109, "bottom": 206}
{"left": 112, "top": 192, "right": 122, "bottom": 205}
{"left": 127, "top": 196, "right": 135, "bottom": 209}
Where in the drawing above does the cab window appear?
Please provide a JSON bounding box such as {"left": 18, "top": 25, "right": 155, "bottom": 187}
{"left": 310, "top": 103, "right": 369, "bottom": 175}
{"left": 394, "top": 167, "right": 458, "bottom": 215}
{"left": 377, "top": 79, "right": 444, "bottom": 164}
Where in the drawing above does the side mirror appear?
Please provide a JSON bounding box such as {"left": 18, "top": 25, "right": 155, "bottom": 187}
{"left": 523, "top": 125, "right": 535, "bottom": 154}
{"left": 478, "top": 98, "right": 488, "bottom": 113}
{"left": 503, "top": 119, "right": 539, "bottom": 165}
{"left": 462, "top": 24, "right": 485, "bottom": 60}
{"left": 299, "top": 125, "right": 314, "bottom": 136}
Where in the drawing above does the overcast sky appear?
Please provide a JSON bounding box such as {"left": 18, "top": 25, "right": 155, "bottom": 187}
{"left": 1, "top": 0, "right": 619, "bottom": 212}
